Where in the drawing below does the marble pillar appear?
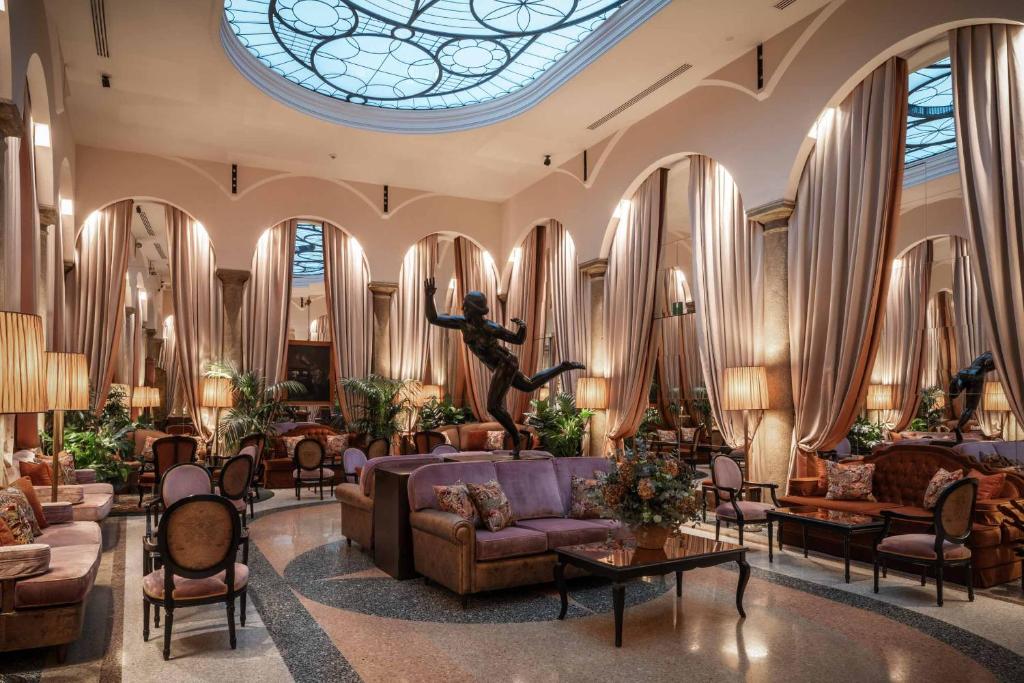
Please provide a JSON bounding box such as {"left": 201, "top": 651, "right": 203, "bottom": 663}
{"left": 580, "top": 258, "right": 608, "bottom": 456}
{"left": 749, "top": 200, "right": 795, "bottom": 489}
{"left": 1, "top": 103, "right": 24, "bottom": 465}
{"left": 217, "top": 268, "right": 250, "bottom": 367}
{"left": 368, "top": 281, "right": 397, "bottom": 377}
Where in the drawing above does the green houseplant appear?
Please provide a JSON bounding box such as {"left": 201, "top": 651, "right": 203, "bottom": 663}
{"left": 846, "top": 414, "right": 885, "bottom": 455}
{"left": 204, "top": 361, "right": 306, "bottom": 449}
{"left": 417, "top": 396, "right": 472, "bottom": 431}
{"left": 909, "top": 385, "right": 946, "bottom": 432}
{"left": 523, "top": 393, "right": 594, "bottom": 457}
{"left": 341, "top": 375, "right": 412, "bottom": 441}
{"left": 42, "top": 385, "right": 135, "bottom": 484}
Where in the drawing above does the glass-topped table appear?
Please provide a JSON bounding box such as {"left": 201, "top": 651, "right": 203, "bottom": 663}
{"left": 765, "top": 506, "right": 886, "bottom": 583}
{"left": 553, "top": 533, "right": 749, "bottom": 647}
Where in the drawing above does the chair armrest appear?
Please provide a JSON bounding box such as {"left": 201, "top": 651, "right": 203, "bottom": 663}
{"left": 75, "top": 469, "right": 98, "bottom": 484}
{"left": 0, "top": 544, "right": 51, "bottom": 581}
{"left": 409, "top": 509, "right": 473, "bottom": 545}
{"left": 41, "top": 501, "right": 74, "bottom": 525}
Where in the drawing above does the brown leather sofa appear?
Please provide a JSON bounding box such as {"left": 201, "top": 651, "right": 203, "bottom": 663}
{"left": 264, "top": 424, "right": 355, "bottom": 489}
{"left": 436, "top": 421, "right": 539, "bottom": 451}
{"left": 782, "top": 444, "right": 1024, "bottom": 587}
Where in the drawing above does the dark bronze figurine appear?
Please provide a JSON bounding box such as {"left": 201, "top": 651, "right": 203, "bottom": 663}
{"left": 424, "top": 277, "right": 585, "bottom": 457}
{"left": 948, "top": 351, "right": 996, "bottom": 442}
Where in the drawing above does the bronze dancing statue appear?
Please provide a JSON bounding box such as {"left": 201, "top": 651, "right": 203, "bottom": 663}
{"left": 424, "top": 277, "right": 585, "bottom": 457}
{"left": 948, "top": 351, "right": 996, "bottom": 443}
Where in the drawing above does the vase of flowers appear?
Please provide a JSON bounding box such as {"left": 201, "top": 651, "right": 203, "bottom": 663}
{"left": 595, "top": 443, "right": 701, "bottom": 549}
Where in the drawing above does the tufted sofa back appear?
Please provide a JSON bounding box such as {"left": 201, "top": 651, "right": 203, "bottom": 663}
{"left": 866, "top": 444, "right": 1022, "bottom": 505}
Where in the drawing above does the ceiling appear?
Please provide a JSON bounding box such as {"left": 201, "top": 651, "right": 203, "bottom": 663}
{"left": 48, "top": 0, "right": 832, "bottom": 201}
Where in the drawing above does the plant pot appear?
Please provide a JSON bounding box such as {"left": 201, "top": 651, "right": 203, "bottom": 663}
{"left": 630, "top": 524, "right": 670, "bottom": 550}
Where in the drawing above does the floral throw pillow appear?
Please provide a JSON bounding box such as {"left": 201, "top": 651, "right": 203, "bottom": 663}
{"left": 0, "top": 489, "right": 40, "bottom": 537}
{"left": 825, "top": 461, "right": 876, "bottom": 501}
{"left": 570, "top": 475, "right": 604, "bottom": 519}
{"left": 282, "top": 436, "right": 304, "bottom": 458}
{"left": 679, "top": 427, "right": 698, "bottom": 442}
{"left": 485, "top": 430, "right": 505, "bottom": 451}
{"left": 655, "top": 429, "right": 677, "bottom": 443}
{"left": 326, "top": 434, "right": 349, "bottom": 457}
{"left": 0, "top": 500, "right": 33, "bottom": 545}
{"left": 433, "top": 481, "right": 480, "bottom": 526}
{"left": 923, "top": 468, "right": 963, "bottom": 509}
{"left": 466, "top": 480, "right": 513, "bottom": 532}
{"left": 58, "top": 453, "right": 78, "bottom": 485}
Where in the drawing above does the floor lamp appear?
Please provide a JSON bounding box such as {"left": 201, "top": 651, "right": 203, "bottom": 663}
{"left": 576, "top": 377, "right": 608, "bottom": 456}
{"left": 720, "top": 367, "right": 769, "bottom": 476}
{"left": 201, "top": 378, "right": 234, "bottom": 458}
{"left": 983, "top": 381, "right": 1011, "bottom": 437}
{"left": 131, "top": 386, "right": 161, "bottom": 422}
{"left": 866, "top": 384, "right": 896, "bottom": 436}
{"left": 0, "top": 312, "right": 47, "bottom": 486}
{"left": 45, "top": 352, "right": 90, "bottom": 502}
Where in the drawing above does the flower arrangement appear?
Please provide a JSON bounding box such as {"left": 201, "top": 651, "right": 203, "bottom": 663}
{"left": 595, "top": 442, "right": 701, "bottom": 532}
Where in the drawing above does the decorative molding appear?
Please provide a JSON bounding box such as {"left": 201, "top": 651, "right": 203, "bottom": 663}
{"left": 579, "top": 257, "right": 608, "bottom": 278}
{"left": 368, "top": 281, "right": 398, "bottom": 296}
{"left": 903, "top": 148, "right": 959, "bottom": 189}
{"left": 0, "top": 100, "right": 24, "bottom": 139}
{"left": 748, "top": 199, "right": 795, "bottom": 230}
{"left": 219, "top": 0, "right": 671, "bottom": 134}
{"left": 38, "top": 205, "right": 58, "bottom": 228}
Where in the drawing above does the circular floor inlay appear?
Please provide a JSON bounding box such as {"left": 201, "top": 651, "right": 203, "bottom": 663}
{"left": 283, "top": 541, "right": 673, "bottom": 624}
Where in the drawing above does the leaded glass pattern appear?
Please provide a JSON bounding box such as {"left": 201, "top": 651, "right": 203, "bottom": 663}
{"left": 293, "top": 222, "right": 324, "bottom": 284}
{"left": 223, "top": 0, "right": 628, "bottom": 110}
{"left": 906, "top": 58, "right": 955, "bottom": 165}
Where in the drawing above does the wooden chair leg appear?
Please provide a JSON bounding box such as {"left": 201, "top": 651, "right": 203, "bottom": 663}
{"left": 966, "top": 560, "right": 975, "bottom": 602}
{"left": 921, "top": 567, "right": 927, "bottom": 586}
{"left": 873, "top": 555, "right": 880, "bottom": 593}
{"left": 936, "top": 563, "right": 944, "bottom": 607}
{"left": 227, "top": 598, "right": 237, "bottom": 649}
{"left": 143, "top": 600, "right": 150, "bottom": 641}
{"left": 738, "top": 524, "right": 744, "bottom": 546}
{"left": 240, "top": 590, "right": 247, "bottom": 627}
{"left": 715, "top": 519, "right": 721, "bottom": 541}
{"left": 163, "top": 607, "right": 174, "bottom": 660}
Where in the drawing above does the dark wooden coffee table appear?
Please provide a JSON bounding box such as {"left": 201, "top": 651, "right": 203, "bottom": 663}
{"left": 765, "top": 506, "right": 885, "bottom": 583}
{"left": 553, "top": 533, "right": 749, "bottom": 647}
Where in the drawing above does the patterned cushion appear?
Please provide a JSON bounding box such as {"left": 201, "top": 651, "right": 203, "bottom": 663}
{"left": 825, "top": 461, "right": 876, "bottom": 501}
{"left": 18, "top": 460, "right": 52, "bottom": 487}
{"left": 0, "top": 494, "right": 35, "bottom": 545}
{"left": 10, "top": 478, "right": 48, "bottom": 530}
{"left": 466, "top": 480, "right": 513, "bottom": 532}
{"left": 141, "top": 436, "right": 159, "bottom": 459}
{"left": 485, "top": 430, "right": 505, "bottom": 451}
{"left": 58, "top": 453, "right": 78, "bottom": 485}
{"left": 326, "top": 434, "right": 349, "bottom": 457}
{"left": 433, "top": 481, "right": 480, "bottom": 526}
{"left": 569, "top": 475, "right": 604, "bottom": 520}
{"left": 967, "top": 469, "right": 1006, "bottom": 500}
{"left": 679, "top": 427, "right": 698, "bottom": 442}
{"left": 282, "top": 436, "right": 304, "bottom": 457}
{"left": 0, "top": 517, "right": 17, "bottom": 545}
{"left": 922, "top": 468, "right": 963, "bottom": 509}
{"left": 656, "top": 429, "right": 677, "bottom": 443}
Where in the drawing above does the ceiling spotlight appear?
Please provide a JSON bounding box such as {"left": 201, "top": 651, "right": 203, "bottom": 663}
{"left": 543, "top": 154, "right": 551, "bottom": 166}
{"left": 328, "top": 153, "right": 337, "bottom": 160}
{"left": 101, "top": 74, "right": 111, "bottom": 88}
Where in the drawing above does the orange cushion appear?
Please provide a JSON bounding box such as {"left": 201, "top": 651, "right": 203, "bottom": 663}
{"left": 463, "top": 430, "right": 488, "bottom": 451}
{"left": 10, "top": 477, "right": 48, "bottom": 530}
{"left": 967, "top": 469, "right": 1006, "bottom": 500}
{"left": 18, "top": 460, "right": 52, "bottom": 487}
{"left": 0, "top": 517, "right": 16, "bottom": 545}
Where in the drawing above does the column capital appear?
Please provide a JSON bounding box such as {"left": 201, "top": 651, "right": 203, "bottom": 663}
{"left": 125, "top": 306, "right": 136, "bottom": 317}
{"left": 579, "top": 257, "right": 608, "bottom": 278}
{"left": 748, "top": 199, "right": 795, "bottom": 232}
{"left": 0, "top": 100, "right": 24, "bottom": 139}
{"left": 145, "top": 327, "right": 157, "bottom": 339}
{"left": 39, "top": 204, "right": 58, "bottom": 229}
{"left": 368, "top": 281, "right": 398, "bottom": 296}
{"left": 216, "top": 268, "right": 251, "bottom": 287}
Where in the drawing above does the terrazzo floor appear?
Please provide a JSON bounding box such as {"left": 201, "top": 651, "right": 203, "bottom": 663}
{"left": 3, "top": 489, "right": 1024, "bottom": 682}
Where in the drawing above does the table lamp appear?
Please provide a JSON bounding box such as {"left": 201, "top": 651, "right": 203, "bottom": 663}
{"left": 201, "top": 378, "right": 233, "bottom": 457}
{"left": 416, "top": 384, "right": 443, "bottom": 408}
{"left": 576, "top": 377, "right": 608, "bottom": 455}
{"left": 0, "top": 312, "right": 47, "bottom": 486}
{"left": 983, "top": 381, "right": 1010, "bottom": 434}
{"left": 131, "top": 385, "right": 161, "bottom": 418}
{"left": 866, "top": 384, "right": 896, "bottom": 429}
{"left": 45, "top": 352, "right": 89, "bottom": 502}
{"left": 720, "top": 366, "right": 769, "bottom": 464}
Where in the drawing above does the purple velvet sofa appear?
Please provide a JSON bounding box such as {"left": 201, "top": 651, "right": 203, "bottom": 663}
{"left": 407, "top": 456, "right": 615, "bottom": 600}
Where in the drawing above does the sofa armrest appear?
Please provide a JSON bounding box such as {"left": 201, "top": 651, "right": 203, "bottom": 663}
{"left": 788, "top": 477, "right": 820, "bottom": 496}
{"left": 34, "top": 485, "right": 84, "bottom": 505}
{"left": 336, "top": 483, "right": 373, "bottom": 512}
{"left": 0, "top": 544, "right": 51, "bottom": 581}
{"left": 409, "top": 509, "right": 474, "bottom": 545}
{"left": 41, "top": 501, "right": 74, "bottom": 525}
{"left": 75, "top": 469, "right": 98, "bottom": 484}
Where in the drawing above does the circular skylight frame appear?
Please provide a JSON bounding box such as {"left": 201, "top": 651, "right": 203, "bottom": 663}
{"left": 221, "top": 0, "right": 671, "bottom": 133}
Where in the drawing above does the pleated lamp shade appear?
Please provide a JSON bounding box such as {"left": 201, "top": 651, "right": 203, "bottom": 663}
{"left": 576, "top": 377, "right": 608, "bottom": 410}
{"left": 866, "top": 384, "right": 896, "bottom": 411}
{"left": 200, "top": 378, "right": 234, "bottom": 408}
{"left": 983, "top": 382, "right": 1010, "bottom": 413}
{"left": 45, "top": 352, "right": 90, "bottom": 410}
{"left": 720, "top": 366, "right": 769, "bottom": 411}
{"left": 0, "top": 312, "right": 47, "bottom": 414}
{"left": 131, "top": 386, "right": 161, "bottom": 409}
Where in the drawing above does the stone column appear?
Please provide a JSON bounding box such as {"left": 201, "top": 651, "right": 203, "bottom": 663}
{"left": 748, "top": 199, "right": 795, "bottom": 489}
{"left": 216, "top": 269, "right": 250, "bottom": 367}
{"left": 580, "top": 258, "right": 608, "bottom": 456}
{"left": 368, "top": 281, "right": 397, "bottom": 377}
{"left": 0, "top": 101, "right": 22, "bottom": 482}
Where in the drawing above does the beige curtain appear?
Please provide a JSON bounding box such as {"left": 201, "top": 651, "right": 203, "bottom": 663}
{"left": 159, "top": 315, "right": 179, "bottom": 415}
{"left": 951, "top": 237, "right": 1003, "bottom": 436}
{"left": 546, "top": 219, "right": 589, "bottom": 395}
{"left": 789, "top": 57, "right": 907, "bottom": 475}
{"left": 950, "top": 24, "right": 1024, "bottom": 429}
{"left": 656, "top": 255, "right": 701, "bottom": 427}
{"left": 243, "top": 219, "right": 295, "bottom": 383}
{"left": 690, "top": 155, "right": 766, "bottom": 475}
{"left": 68, "top": 199, "right": 133, "bottom": 409}
{"left": 168, "top": 206, "right": 222, "bottom": 439}
{"left": 323, "top": 223, "right": 372, "bottom": 421}
{"left": 310, "top": 314, "right": 330, "bottom": 341}
{"left": 426, "top": 280, "right": 459, "bottom": 397}
{"left": 870, "top": 241, "right": 932, "bottom": 431}
{"left": 390, "top": 234, "right": 438, "bottom": 382}
{"left": 454, "top": 236, "right": 500, "bottom": 420}
{"left": 922, "top": 291, "right": 957, "bottom": 394}
{"left": 605, "top": 169, "right": 667, "bottom": 444}
{"left": 503, "top": 226, "right": 545, "bottom": 420}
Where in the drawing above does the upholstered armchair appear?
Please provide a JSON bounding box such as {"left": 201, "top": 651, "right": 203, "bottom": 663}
{"left": 710, "top": 454, "right": 779, "bottom": 545}
{"left": 138, "top": 436, "right": 197, "bottom": 506}
{"left": 293, "top": 438, "right": 333, "bottom": 500}
{"left": 342, "top": 447, "right": 367, "bottom": 484}
{"left": 218, "top": 451, "right": 255, "bottom": 527}
{"left": 144, "top": 463, "right": 213, "bottom": 576}
{"left": 874, "top": 477, "right": 978, "bottom": 606}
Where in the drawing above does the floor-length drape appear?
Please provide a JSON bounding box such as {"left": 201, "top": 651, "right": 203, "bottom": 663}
{"left": 869, "top": 241, "right": 932, "bottom": 431}
{"left": 159, "top": 315, "right": 179, "bottom": 416}
{"left": 243, "top": 219, "right": 296, "bottom": 383}
{"left": 546, "top": 220, "right": 589, "bottom": 396}
{"left": 67, "top": 199, "right": 133, "bottom": 409}
{"left": 656, "top": 266, "right": 701, "bottom": 427}
{"left": 503, "top": 226, "right": 545, "bottom": 419}
{"left": 951, "top": 237, "right": 1004, "bottom": 436}
{"left": 950, "top": 24, "right": 1024, "bottom": 429}
{"left": 454, "top": 237, "right": 500, "bottom": 420}
{"left": 390, "top": 235, "right": 438, "bottom": 382}
{"left": 168, "top": 206, "right": 223, "bottom": 439}
{"left": 323, "top": 223, "right": 372, "bottom": 421}
{"left": 690, "top": 155, "right": 766, "bottom": 477}
{"left": 605, "top": 169, "right": 667, "bottom": 445}
{"left": 922, "top": 291, "right": 958, "bottom": 396}
{"left": 788, "top": 57, "right": 907, "bottom": 476}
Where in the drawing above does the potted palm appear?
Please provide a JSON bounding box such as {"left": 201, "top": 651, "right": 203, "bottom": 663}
{"left": 204, "top": 361, "right": 306, "bottom": 449}
{"left": 523, "top": 393, "right": 594, "bottom": 457}
{"left": 341, "top": 375, "right": 412, "bottom": 442}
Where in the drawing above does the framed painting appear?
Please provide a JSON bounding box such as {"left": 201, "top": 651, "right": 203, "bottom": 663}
{"left": 284, "top": 340, "right": 335, "bottom": 405}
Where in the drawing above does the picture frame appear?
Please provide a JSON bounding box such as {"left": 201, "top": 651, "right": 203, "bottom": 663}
{"left": 284, "top": 340, "right": 335, "bottom": 406}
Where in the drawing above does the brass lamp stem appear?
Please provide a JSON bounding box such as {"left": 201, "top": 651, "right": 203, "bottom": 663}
{"left": 51, "top": 410, "right": 64, "bottom": 503}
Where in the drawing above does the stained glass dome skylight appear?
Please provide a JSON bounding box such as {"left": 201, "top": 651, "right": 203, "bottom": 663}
{"left": 222, "top": 0, "right": 667, "bottom": 131}
{"left": 906, "top": 58, "right": 955, "bottom": 165}
{"left": 293, "top": 222, "right": 325, "bottom": 285}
